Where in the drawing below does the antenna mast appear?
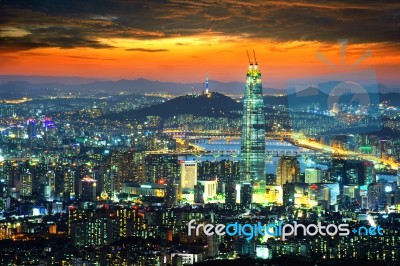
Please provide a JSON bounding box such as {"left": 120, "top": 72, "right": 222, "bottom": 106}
{"left": 246, "top": 50, "right": 252, "bottom": 65}
{"left": 253, "top": 49, "right": 258, "bottom": 65}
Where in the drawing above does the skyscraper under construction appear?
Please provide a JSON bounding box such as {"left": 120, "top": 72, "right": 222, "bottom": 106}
{"left": 240, "top": 51, "right": 266, "bottom": 183}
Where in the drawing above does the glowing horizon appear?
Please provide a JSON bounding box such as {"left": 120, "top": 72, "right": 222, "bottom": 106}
{"left": 1, "top": 1, "right": 399, "bottom": 89}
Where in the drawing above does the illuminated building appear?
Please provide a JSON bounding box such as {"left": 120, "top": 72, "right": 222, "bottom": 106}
{"left": 0, "top": 104, "right": 15, "bottom": 118}
{"left": 364, "top": 161, "right": 375, "bottom": 186}
{"left": 379, "top": 138, "right": 389, "bottom": 160}
{"left": 42, "top": 117, "right": 56, "bottom": 132}
{"left": 122, "top": 183, "right": 165, "bottom": 198}
{"left": 44, "top": 170, "right": 55, "bottom": 201}
{"left": 282, "top": 183, "right": 309, "bottom": 206}
{"left": 368, "top": 182, "right": 384, "bottom": 210}
{"left": 234, "top": 237, "right": 255, "bottom": 256}
{"left": 112, "top": 207, "right": 134, "bottom": 239}
{"left": 256, "top": 245, "right": 271, "bottom": 259}
{"left": 180, "top": 160, "right": 197, "bottom": 195}
{"left": 144, "top": 154, "right": 179, "bottom": 183}
{"left": 343, "top": 185, "right": 360, "bottom": 199}
{"left": 225, "top": 177, "right": 236, "bottom": 206}
{"left": 198, "top": 160, "right": 240, "bottom": 193}
{"left": 63, "top": 169, "right": 75, "bottom": 201}
{"left": 308, "top": 183, "right": 340, "bottom": 208}
{"left": 79, "top": 176, "right": 97, "bottom": 202}
{"left": 42, "top": 117, "right": 58, "bottom": 149}
{"left": 26, "top": 118, "right": 37, "bottom": 140}
{"left": 398, "top": 166, "right": 400, "bottom": 187}
{"left": 0, "top": 180, "right": 7, "bottom": 210}
{"left": 171, "top": 253, "right": 203, "bottom": 265}
{"left": 101, "top": 249, "right": 129, "bottom": 265}
{"left": 110, "top": 150, "right": 144, "bottom": 192}
{"left": 240, "top": 52, "right": 265, "bottom": 183}
{"left": 240, "top": 182, "right": 252, "bottom": 207}
{"left": 21, "top": 170, "right": 32, "bottom": 197}
{"left": 331, "top": 158, "right": 346, "bottom": 183}
{"left": 264, "top": 185, "right": 283, "bottom": 205}
{"left": 276, "top": 156, "right": 300, "bottom": 185}
{"left": 69, "top": 207, "right": 112, "bottom": 246}
{"left": 345, "top": 160, "right": 367, "bottom": 185}
{"left": 332, "top": 159, "right": 375, "bottom": 185}
{"left": 165, "top": 176, "right": 179, "bottom": 206}
{"left": 197, "top": 180, "right": 217, "bottom": 202}
{"left": 304, "top": 168, "right": 322, "bottom": 184}
{"left": 194, "top": 184, "right": 204, "bottom": 203}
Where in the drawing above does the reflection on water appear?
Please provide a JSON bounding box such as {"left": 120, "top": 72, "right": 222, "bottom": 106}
{"left": 184, "top": 139, "right": 328, "bottom": 174}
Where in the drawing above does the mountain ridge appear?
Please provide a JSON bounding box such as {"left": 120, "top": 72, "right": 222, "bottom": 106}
{"left": 0, "top": 75, "right": 398, "bottom": 100}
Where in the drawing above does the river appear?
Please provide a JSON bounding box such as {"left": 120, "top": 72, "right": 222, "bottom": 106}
{"left": 183, "top": 139, "right": 328, "bottom": 174}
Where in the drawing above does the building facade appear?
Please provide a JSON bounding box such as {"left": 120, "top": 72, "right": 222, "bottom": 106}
{"left": 240, "top": 53, "right": 265, "bottom": 183}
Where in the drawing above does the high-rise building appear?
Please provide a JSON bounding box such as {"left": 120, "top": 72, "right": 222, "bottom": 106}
{"left": 276, "top": 156, "right": 300, "bottom": 186}
{"left": 110, "top": 150, "right": 144, "bottom": 192}
{"left": 305, "top": 168, "right": 322, "bottom": 184}
{"left": 21, "top": 170, "right": 32, "bottom": 197}
{"left": 44, "top": 170, "right": 55, "bottom": 201}
{"left": 331, "top": 159, "right": 374, "bottom": 186}
{"left": 197, "top": 180, "right": 217, "bottom": 202}
{"left": 368, "top": 182, "right": 384, "bottom": 210}
{"left": 397, "top": 166, "right": 400, "bottom": 187}
{"left": 0, "top": 104, "right": 15, "bottom": 118}
{"left": 180, "top": 160, "right": 197, "bottom": 194}
{"left": 309, "top": 183, "right": 340, "bottom": 207}
{"left": 144, "top": 154, "right": 179, "bottom": 183}
{"left": 225, "top": 177, "right": 237, "bottom": 206}
{"left": 240, "top": 183, "right": 252, "bottom": 207}
{"left": 198, "top": 160, "right": 240, "bottom": 193}
{"left": 79, "top": 176, "right": 97, "bottom": 202}
{"left": 265, "top": 185, "right": 283, "bottom": 205}
{"left": 63, "top": 169, "right": 75, "bottom": 201}
{"left": 26, "top": 118, "right": 37, "bottom": 148}
{"left": 240, "top": 52, "right": 265, "bottom": 183}
{"left": 282, "top": 183, "right": 309, "bottom": 206}
{"left": 194, "top": 184, "right": 205, "bottom": 204}
{"left": 165, "top": 176, "right": 179, "bottom": 206}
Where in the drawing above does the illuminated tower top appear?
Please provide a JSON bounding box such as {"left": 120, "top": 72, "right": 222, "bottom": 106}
{"left": 205, "top": 73, "right": 209, "bottom": 94}
{"left": 246, "top": 50, "right": 261, "bottom": 88}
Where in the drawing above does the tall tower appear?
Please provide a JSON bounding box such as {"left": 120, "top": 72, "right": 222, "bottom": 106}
{"left": 205, "top": 73, "right": 209, "bottom": 94}
{"left": 240, "top": 51, "right": 265, "bottom": 183}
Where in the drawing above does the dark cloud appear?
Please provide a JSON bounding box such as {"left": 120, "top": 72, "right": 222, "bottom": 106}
{"left": 125, "top": 48, "right": 169, "bottom": 52}
{"left": 0, "top": 0, "right": 399, "bottom": 52}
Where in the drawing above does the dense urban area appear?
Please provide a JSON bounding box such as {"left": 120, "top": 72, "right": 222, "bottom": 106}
{"left": 1, "top": 63, "right": 400, "bottom": 266}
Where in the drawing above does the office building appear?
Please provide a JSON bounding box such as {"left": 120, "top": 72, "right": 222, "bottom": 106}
{"left": 240, "top": 52, "right": 265, "bottom": 183}
{"left": 276, "top": 156, "right": 300, "bottom": 185}
{"left": 305, "top": 168, "right": 322, "bottom": 184}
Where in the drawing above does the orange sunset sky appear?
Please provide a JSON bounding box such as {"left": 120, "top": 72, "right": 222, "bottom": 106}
{"left": 1, "top": 0, "right": 399, "bottom": 89}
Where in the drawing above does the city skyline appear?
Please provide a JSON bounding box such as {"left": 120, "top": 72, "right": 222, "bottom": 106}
{"left": 1, "top": 1, "right": 400, "bottom": 265}
{"left": 1, "top": 1, "right": 400, "bottom": 89}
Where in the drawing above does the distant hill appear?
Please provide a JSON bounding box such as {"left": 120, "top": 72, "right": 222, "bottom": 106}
{"left": 0, "top": 75, "right": 107, "bottom": 84}
{"left": 101, "top": 92, "right": 242, "bottom": 120}
{"left": 0, "top": 76, "right": 281, "bottom": 98}
{"left": 0, "top": 75, "right": 398, "bottom": 100}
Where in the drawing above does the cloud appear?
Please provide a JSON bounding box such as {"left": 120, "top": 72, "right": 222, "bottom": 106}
{"left": 0, "top": 0, "right": 399, "bottom": 52}
{"left": 125, "top": 48, "right": 169, "bottom": 52}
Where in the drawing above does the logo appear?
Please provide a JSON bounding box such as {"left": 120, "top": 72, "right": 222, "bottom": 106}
{"left": 188, "top": 220, "right": 384, "bottom": 241}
